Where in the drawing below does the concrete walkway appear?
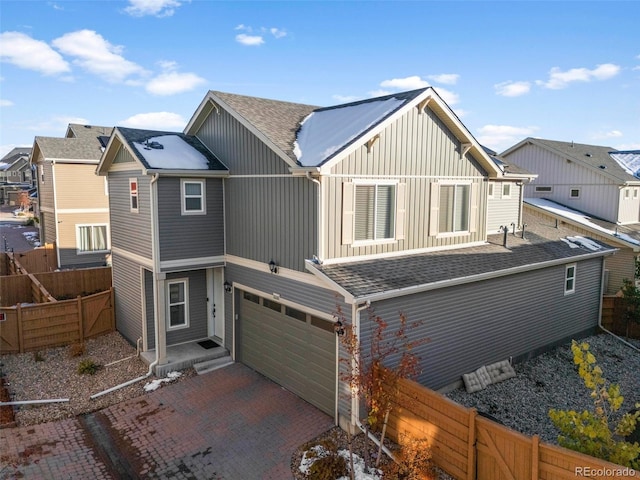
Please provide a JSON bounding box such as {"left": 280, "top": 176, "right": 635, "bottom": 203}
{"left": 0, "top": 364, "right": 334, "bottom": 479}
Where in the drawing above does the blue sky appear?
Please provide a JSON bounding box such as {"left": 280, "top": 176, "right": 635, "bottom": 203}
{"left": 1, "top": 1, "right": 638, "bottom": 159}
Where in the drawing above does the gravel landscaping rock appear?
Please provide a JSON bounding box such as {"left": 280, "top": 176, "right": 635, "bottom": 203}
{"left": 445, "top": 333, "right": 640, "bottom": 444}
{"left": 0, "top": 332, "right": 194, "bottom": 427}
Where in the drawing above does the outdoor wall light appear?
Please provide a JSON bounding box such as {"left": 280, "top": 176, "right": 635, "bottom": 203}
{"left": 223, "top": 281, "right": 232, "bottom": 293}
{"left": 268, "top": 260, "right": 278, "bottom": 274}
{"left": 334, "top": 320, "right": 345, "bottom": 336}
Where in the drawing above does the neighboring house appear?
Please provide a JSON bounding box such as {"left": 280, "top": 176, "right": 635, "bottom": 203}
{"left": 524, "top": 198, "right": 640, "bottom": 293}
{"left": 0, "top": 147, "right": 33, "bottom": 205}
{"left": 31, "top": 124, "right": 112, "bottom": 269}
{"left": 501, "top": 138, "right": 640, "bottom": 225}
{"left": 98, "top": 88, "right": 615, "bottom": 426}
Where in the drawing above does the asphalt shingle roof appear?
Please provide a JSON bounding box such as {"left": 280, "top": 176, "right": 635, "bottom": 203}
{"left": 310, "top": 218, "right": 615, "bottom": 299}
{"left": 35, "top": 125, "right": 112, "bottom": 161}
{"left": 117, "top": 127, "right": 228, "bottom": 171}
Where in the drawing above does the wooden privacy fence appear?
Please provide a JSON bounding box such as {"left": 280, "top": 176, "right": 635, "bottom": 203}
{"left": 33, "top": 267, "right": 112, "bottom": 299}
{"left": 0, "top": 289, "right": 115, "bottom": 354}
{"left": 383, "top": 373, "right": 639, "bottom": 480}
{"left": 4, "top": 244, "right": 57, "bottom": 274}
{"left": 601, "top": 295, "right": 640, "bottom": 339}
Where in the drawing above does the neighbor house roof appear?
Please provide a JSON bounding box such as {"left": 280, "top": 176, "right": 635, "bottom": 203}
{"left": 97, "top": 127, "right": 228, "bottom": 175}
{"left": 33, "top": 125, "right": 113, "bottom": 163}
{"left": 501, "top": 138, "right": 638, "bottom": 184}
{"left": 483, "top": 146, "right": 535, "bottom": 179}
{"left": 525, "top": 197, "right": 640, "bottom": 250}
{"left": 0, "top": 147, "right": 31, "bottom": 171}
{"left": 306, "top": 218, "right": 615, "bottom": 303}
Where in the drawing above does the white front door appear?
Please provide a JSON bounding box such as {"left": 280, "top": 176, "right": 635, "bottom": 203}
{"left": 206, "top": 268, "right": 225, "bottom": 341}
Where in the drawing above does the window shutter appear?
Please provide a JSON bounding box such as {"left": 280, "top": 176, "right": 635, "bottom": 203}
{"left": 342, "top": 182, "right": 354, "bottom": 245}
{"left": 469, "top": 182, "right": 479, "bottom": 233}
{"left": 428, "top": 183, "right": 439, "bottom": 236}
{"left": 395, "top": 183, "right": 406, "bottom": 240}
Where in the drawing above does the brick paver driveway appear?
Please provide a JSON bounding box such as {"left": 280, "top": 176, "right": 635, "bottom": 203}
{"left": 1, "top": 363, "right": 334, "bottom": 479}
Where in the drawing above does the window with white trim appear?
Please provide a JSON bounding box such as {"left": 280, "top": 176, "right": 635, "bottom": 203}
{"left": 181, "top": 179, "right": 206, "bottom": 215}
{"left": 502, "top": 183, "right": 511, "bottom": 199}
{"left": 76, "top": 224, "right": 109, "bottom": 253}
{"left": 39, "top": 165, "right": 45, "bottom": 184}
{"left": 439, "top": 184, "right": 470, "bottom": 233}
{"left": 354, "top": 184, "right": 395, "bottom": 241}
{"left": 624, "top": 188, "right": 630, "bottom": 200}
{"left": 167, "top": 279, "right": 189, "bottom": 329}
{"left": 569, "top": 188, "right": 581, "bottom": 199}
{"left": 565, "top": 264, "right": 576, "bottom": 295}
{"left": 634, "top": 189, "right": 639, "bottom": 200}
{"left": 487, "top": 183, "right": 494, "bottom": 199}
{"left": 129, "top": 178, "right": 138, "bottom": 212}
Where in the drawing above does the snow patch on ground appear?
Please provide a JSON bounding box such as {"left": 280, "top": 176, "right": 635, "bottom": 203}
{"left": 143, "top": 371, "right": 182, "bottom": 392}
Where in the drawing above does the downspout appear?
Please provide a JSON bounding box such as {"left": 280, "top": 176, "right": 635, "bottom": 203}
{"left": 306, "top": 172, "right": 324, "bottom": 261}
{"left": 598, "top": 257, "right": 640, "bottom": 353}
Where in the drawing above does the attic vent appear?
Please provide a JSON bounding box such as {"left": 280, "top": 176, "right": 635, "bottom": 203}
{"left": 599, "top": 165, "right": 607, "bottom": 169}
{"left": 585, "top": 153, "right": 592, "bottom": 157}
{"left": 84, "top": 125, "right": 91, "bottom": 128}
{"left": 144, "top": 141, "right": 164, "bottom": 150}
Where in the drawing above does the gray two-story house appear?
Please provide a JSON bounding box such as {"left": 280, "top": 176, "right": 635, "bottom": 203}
{"left": 98, "top": 88, "right": 614, "bottom": 426}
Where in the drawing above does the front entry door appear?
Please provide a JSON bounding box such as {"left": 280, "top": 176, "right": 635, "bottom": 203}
{"left": 206, "top": 268, "right": 225, "bottom": 341}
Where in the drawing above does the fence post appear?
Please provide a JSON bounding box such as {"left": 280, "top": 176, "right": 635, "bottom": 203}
{"left": 77, "top": 296, "right": 84, "bottom": 345}
{"left": 16, "top": 303, "right": 24, "bottom": 353}
{"left": 468, "top": 407, "right": 477, "bottom": 480}
{"left": 531, "top": 434, "right": 539, "bottom": 480}
{"left": 110, "top": 287, "right": 115, "bottom": 331}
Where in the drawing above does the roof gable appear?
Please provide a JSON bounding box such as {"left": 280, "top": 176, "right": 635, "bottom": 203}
{"left": 97, "top": 127, "right": 228, "bottom": 176}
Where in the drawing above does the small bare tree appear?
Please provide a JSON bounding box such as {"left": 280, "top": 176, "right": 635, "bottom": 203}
{"left": 335, "top": 304, "right": 430, "bottom": 471}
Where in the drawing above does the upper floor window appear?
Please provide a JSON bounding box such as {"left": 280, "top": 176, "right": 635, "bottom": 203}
{"left": 502, "top": 184, "right": 511, "bottom": 199}
{"left": 565, "top": 264, "right": 576, "bottom": 295}
{"left": 439, "top": 184, "right": 470, "bottom": 233}
{"left": 39, "top": 165, "right": 45, "bottom": 184}
{"left": 355, "top": 184, "right": 395, "bottom": 241}
{"left": 342, "top": 181, "right": 405, "bottom": 245}
{"left": 76, "top": 224, "right": 109, "bottom": 253}
{"left": 487, "top": 183, "right": 494, "bottom": 199}
{"left": 181, "top": 179, "right": 206, "bottom": 215}
{"left": 129, "top": 178, "right": 138, "bottom": 212}
{"left": 624, "top": 188, "right": 631, "bottom": 200}
{"left": 569, "top": 188, "right": 581, "bottom": 199}
{"left": 634, "top": 189, "right": 639, "bottom": 200}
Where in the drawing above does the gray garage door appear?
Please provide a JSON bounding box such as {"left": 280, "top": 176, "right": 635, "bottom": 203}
{"left": 238, "top": 290, "right": 336, "bottom": 416}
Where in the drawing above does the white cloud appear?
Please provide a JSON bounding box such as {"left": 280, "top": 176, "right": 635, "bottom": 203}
{"left": 476, "top": 124, "right": 539, "bottom": 151}
{"left": 605, "top": 130, "right": 623, "bottom": 138}
{"left": 380, "top": 75, "right": 429, "bottom": 90}
{"left": 52, "top": 30, "right": 148, "bottom": 83}
{"left": 427, "top": 73, "right": 459, "bottom": 85}
{"left": 270, "top": 28, "right": 287, "bottom": 39}
{"left": 27, "top": 115, "right": 89, "bottom": 133}
{"left": 495, "top": 81, "right": 531, "bottom": 97}
{"left": 0, "top": 31, "right": 70, "bottom": 76}
{"left": 368, "top": 89, "right": 392, "bottom": 97}
{"left": 235, "top": 34, "right": 264, "bottom": 46}
{"left": 119, "top": 111, "right": 186, "bottom": 130}
{"left": 124, "top": 0, "right": 183, "bottom": 17}
{"left": 332, "top": 94, "right": 362, "bottom": 103}
{"left": 536, "top": 63, "right": 620, "bottom": 89}
{"left": 145, "top": 61, "right": 205, "bottom": 95}
{"left": 0, "top": 99, "right": 14, "bottom": 107}
{"left": 432, "top": 87, "right": 459, "bottom": 106}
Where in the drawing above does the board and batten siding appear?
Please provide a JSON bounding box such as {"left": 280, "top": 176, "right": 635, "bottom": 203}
{"left": 506, "top": 144, "right": 622, "bottom": 223}
{"left": 487, "top": 182, "right": 522, "bottom": 234}
{"left": 112, "top": 252, "right": 144, "bottom": 346}
{"left": 225, "top": 177, "right": 318, "bottom": 272}
{"left": 617, "top": 186, "right": 640, "bottom": 224}
{"left": 194, "top": 107, "right": 290, "bottom": 175}
{"left": 157, "top": 177, "right": 224, "bottom": 262}
{"left": 327, "top": 107, "right": 487, "bottom": 259}
{"left": 365, "top": 257, "right": 604, "bottom": 391}
{"left": 107, "top": 168, "right": 152, "bottom": 260}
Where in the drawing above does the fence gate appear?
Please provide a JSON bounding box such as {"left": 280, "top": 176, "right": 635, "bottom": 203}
{"left": 476, "top": 416, "right": 534, "bottom": 480}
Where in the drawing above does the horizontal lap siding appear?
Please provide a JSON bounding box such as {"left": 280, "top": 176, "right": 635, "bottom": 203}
{"left": 327, "top": 107, "right": 487, "bottom": 259}
{"left": 366, "top": 258, "right": 603, "bottom": 390}
{"left": 157, "top": 178, "right": 224, "bottom": 262}
{"left": 112, "top": 252, "right": 143, "bottom": 346}
{"left": 55, "top": 163, "right": 108, "bottom": 209}
{"left": 37, "top": 159, "right": 54, "bottom": 210}
{"left": 57, "top": 212, "right": 110, "bottom": 268}
{"left": 166, "top": 270, "right": 208, "bottom": 345}
{"left": 108, "top": 167, "right": 152, "bottom": 260}
{"left": 41, "top": 211, "right": 56, "bottom": 245}
{"left": 145, "top": 269, "right": 154, "bottom": 349}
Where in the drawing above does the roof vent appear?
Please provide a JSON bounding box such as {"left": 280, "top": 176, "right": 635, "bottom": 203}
{"left": 143, "top": 141, "right": 164, "bottom": 150}
{"left": 599, "top": 165, "right": 607, "bottom": 169}
{"left": 585, "top": 153, "right": 592, "bottom": 157}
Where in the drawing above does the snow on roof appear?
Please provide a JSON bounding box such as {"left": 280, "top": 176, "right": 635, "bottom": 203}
{"left": 132, "top": 135, "right": 210, "bottom": 170}
{"left": 0, "top": 162, "right": 10, "bottom": 171}
{"left": 562, "top": 236, "right": 602, "bottom": 251}
{"left": 526, "top": 197, "right": 640, "bottom": 247}
{"left": 609, "top": 151, "right": 640, "bottom": 178}
{"left": 293, "top": 97, "right": 404, "bottom": 167}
